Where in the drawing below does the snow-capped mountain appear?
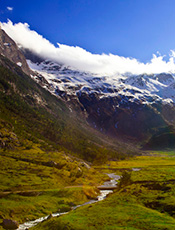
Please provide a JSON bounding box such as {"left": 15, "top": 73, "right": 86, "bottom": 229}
{"left": 24, "top": 53, "right": 175, "bottom": 144}
{"left": 1, "top": 24, "right": 175, "bottom": 146}
{"left": 27, "top": 58, "right": 175, "bottom": 104}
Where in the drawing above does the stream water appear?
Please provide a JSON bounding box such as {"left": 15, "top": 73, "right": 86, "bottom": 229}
{"left": 17, "top": 173, "right": 121, "bottom": 230}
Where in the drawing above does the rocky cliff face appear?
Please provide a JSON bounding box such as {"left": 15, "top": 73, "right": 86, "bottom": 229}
{"left": 0, "top": 27, "right": 31, "bottom": 75}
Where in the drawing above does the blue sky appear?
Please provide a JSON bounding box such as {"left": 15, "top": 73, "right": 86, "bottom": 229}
{"left": 1, "top": 0, "right": 175, "bottom": 63}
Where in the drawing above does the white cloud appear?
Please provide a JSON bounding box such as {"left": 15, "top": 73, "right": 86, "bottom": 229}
{"left": 7, "top": 7, "right": 13, "bottom": 11}
{"left": 2, "top": 20, "right": 175, "bottom": 76}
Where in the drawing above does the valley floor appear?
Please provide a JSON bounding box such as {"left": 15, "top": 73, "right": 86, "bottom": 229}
{"left": 31, "top": 151, "right": 175, "bottom": 230}
{"left": 0, "top": 145, "right": 106, "bottom": 228}
{"left": 1, "top": 149, "right": 175, "bottom": 229}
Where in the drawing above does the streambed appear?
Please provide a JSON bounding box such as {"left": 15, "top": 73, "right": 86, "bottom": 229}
{"left": 17, "top": 173, "right": 121, "bottom": 230}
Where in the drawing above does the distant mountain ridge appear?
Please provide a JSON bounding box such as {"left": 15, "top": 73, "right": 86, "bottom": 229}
{"left": 28, "top": 58, "right": 175, "bottom": 104}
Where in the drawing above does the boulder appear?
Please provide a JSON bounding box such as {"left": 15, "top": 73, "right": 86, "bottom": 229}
{"left": 2, "top": 219, "right": 19, "bottom": 229}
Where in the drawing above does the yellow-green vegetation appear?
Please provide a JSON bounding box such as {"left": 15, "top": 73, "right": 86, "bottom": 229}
{"left": 0, "top": 188, "right": 92, "bottom": 225}
{"left": 32, "top": 193, "right": 175, "bottom": 230}
{"left": 32, "top": 152, "right": 175, "bottom": 230}
{"left": 0, "top": 143, "right": 107, "bottom": 224}
{"left": 102, "top": 153, "right": 175, "bottom": 169}
{"left": 0, "top": 144, "right": 106, "bottom": 192}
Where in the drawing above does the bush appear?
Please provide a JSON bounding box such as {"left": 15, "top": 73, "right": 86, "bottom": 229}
{"left": 118, "top": 171, "right": 132, "bottom": 188}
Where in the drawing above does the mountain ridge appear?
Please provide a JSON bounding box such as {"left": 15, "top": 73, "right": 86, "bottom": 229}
{"left": 0, "top": 29, "right": 139, "bottom": 162}
{"left": 1, "top": 27, "right": 175, "bottom": 150}
{"left": 20, "top": 50, "right": 175, "bottom": 146}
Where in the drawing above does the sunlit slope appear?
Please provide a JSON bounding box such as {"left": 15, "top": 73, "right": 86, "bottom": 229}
{"left": 33, "top": 154, "right": 175, "bottom": 230}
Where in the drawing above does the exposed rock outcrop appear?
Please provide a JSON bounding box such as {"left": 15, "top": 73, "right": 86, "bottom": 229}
{"left": 0, "top": 26, "right": 31, "bottom": 75}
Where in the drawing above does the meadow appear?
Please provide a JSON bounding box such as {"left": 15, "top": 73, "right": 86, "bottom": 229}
{"left": 32, "top": 152, "right": 175, "bottom": 230}
{"left": 0, "top": 144, "right": 106, "bottom": 227}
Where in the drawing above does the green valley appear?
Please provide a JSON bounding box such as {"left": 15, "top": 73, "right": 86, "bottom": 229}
{"left": 1, "top": 23, "right": 175, "bottom": 230}
{"left": 32, "top": 153, "right": 175, "bottom": 230}
{"left": 0, "top": 53, "right": 134, "bottom": 228}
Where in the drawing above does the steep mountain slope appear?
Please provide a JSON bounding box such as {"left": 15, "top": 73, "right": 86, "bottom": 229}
{"left": 1, "top": 25, "right": 175, "bottom": 150}
{"left": 0, "top": 52, "right": 137, "bottom": 162}
{"left": 21, "top": 50, "right": 175, "bottom": 147}
{"left": 0, "top": 27, "right": 31, "bottom": 75}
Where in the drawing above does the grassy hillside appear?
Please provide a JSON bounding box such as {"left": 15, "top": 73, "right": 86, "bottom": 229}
{"left": 0, "top": 144, "right": 107, "bottom": 224}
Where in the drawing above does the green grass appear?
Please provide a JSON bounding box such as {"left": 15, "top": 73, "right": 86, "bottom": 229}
{"left": 32, "top": 190, "right": 175, "bottom": 230}
{"left": 32, "top": 153, "right": 175, "bottom": 230}
{"left": 0, "top": 187, "right": 94, "bottom": 224}
{"left": 0, "top": 145, "right": 107, "bottom": 192}
{"left": 0, "top": 145, "right": 107, "bottom": 224}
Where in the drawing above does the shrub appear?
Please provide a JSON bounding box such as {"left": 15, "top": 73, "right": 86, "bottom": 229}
{"left": 118, "top": 171, "right": 132, "bottom": 188}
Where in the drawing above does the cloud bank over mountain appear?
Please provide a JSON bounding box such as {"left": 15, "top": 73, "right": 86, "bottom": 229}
{"left": 2, "top": 20, "right": 175, "bottom": 76}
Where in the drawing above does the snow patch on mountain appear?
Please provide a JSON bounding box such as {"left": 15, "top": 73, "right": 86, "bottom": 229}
{"left": 17, "top": 62, "right": 22, "bottom": 67}
{"left": 27, "top": 59, "right": 175, "bottom": 104}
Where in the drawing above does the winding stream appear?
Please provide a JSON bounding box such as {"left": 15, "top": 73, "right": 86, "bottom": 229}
{"left": 17, "top": 173, "right": 121, "bottom": 230}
